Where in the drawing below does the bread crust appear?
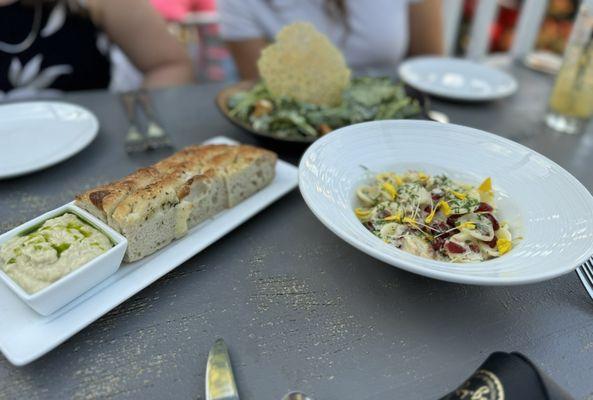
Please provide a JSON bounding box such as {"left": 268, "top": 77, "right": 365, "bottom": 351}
{"left": 74, "top": 144, "right": 277, "bottom": 261}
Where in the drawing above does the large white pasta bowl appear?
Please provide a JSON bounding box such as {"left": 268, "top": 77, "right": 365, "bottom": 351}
{"left": 298, "top": 120, "right": 593, "bottom": 285}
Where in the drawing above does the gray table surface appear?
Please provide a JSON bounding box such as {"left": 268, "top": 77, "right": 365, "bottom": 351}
{"left": 1, "top": 66, "right": 593, "bottom": 400}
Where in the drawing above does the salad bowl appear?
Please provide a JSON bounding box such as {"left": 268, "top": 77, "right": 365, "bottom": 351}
{"left": 216, "top": 80, "right": 433, "bottom": 146}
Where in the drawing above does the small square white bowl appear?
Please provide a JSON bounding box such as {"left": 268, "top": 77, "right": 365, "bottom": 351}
{"left": 0, "top": 203, "right": 127, "bottom": 315}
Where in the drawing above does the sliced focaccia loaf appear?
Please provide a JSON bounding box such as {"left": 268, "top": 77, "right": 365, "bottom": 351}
{"left": 75, "top": 145, "right": 231, "bottom": 224}
{"left": 75, "top": 143, "right": 277, "bottom": 262}
{"left": 221, "top": 145, "right": 277, "bottom": 207}
{"left": 75, "top": 167, "right": 161, "bottom": 223}
{"left": 109, "top": 171, "right": 195, "bottom": 261}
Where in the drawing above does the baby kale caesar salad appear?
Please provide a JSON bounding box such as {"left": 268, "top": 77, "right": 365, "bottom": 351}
{"left": 226, "top": 22, "right": 422, "bottom": 139}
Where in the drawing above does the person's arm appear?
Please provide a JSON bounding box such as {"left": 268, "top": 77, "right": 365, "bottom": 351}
{"left": 217, "top": 0, "right": 267, "bottom": 80}
{"left": 87, "top": 0, "right": 194, "bottom": 88}
{"left": 408, "top": 0, "right": 444, "bottom": 56}
{"left": 225, "top": 38, "right": 268, "bottom": 80}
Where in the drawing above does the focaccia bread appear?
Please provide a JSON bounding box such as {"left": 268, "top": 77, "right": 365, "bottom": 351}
{"left": 75, "top": 144, "right": 277, "bottom": 262}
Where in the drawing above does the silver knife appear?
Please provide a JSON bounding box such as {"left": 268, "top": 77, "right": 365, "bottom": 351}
{"left": 206, "top": 338, "right": 240, "bottom": 400}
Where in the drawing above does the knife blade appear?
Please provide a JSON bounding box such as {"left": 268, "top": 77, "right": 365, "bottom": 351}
{"left": 205, "top": 338, "right": 240, "bottom": 400}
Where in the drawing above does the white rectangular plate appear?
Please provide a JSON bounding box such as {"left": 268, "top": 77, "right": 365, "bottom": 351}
{"left": 0, "top": 136, "right": 298, "bottom": 366}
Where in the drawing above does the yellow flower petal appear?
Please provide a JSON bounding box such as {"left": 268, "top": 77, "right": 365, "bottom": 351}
{"left": 382, "top": 182, "right": 397, "bottom": 200}
{"left": 450, "top": 190, "right": 466, "bottom": 200}
{"left": 478, "top": 177, "right": 492, "bottom": 192}
{"left": 394, "top": 175, "right": 404, "bottom": 186}
{"left": 478, "top": 177, "right": 494, "bottom": 203}
{"left": 402, "top": 217, "right": 418, "bottom": 227}
{"left": 439, "top": 201, "right": 452, "bottom": 216}
{"left": 418, "top": 172, "right": 428, "bottom": 181}
{"left": 425, "top": 207, "right": 437, "bottom": 224}
{"left": 425, "top": 200, "right": 452, "bottom": 223}
{"left": 497, "top": 238, "right": 512, "bottom": 255}
{"left": 424, "top": 200, "right": 444, "bottom": 224}
{"left": 459, "top": 221, "right": 476, "bottom": 230}
{"left": 384, "top": 210, "right": 403, "bottom": 222}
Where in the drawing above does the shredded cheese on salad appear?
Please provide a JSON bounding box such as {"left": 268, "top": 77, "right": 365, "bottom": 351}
{"left": 355, "top": 171, "right": 514, "bottom": 263}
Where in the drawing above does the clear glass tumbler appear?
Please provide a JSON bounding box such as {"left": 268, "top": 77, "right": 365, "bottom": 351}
{"left": 545, "top": 3, "right": 593, "bottom": 134}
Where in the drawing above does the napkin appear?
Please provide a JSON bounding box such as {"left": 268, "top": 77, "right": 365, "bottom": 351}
{"left": 439, "top": 352, "right": 574, "bottom": 400}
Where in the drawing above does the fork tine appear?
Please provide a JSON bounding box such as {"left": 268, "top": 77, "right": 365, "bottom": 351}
{"left": 137, "top": 90, "right": 173, "bottom": 149}
{"left": 146, "top": 123, "right": 172, "bottom": 149}
{"left": 583, "top": 260, "right": 593, "bottom": 284}
{"left": 121, "top": 92, "right": 148, "bottom": 153}
{"left": 577, "top": 264, "right": 593, "bottom": 300}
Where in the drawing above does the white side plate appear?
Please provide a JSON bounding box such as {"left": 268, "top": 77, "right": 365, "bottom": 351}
{"left": 398, "top": 57, "right": 518, "bottom": 101}
{"left": 0, "top": 101, "right": 99, "bottom": 179}
{"left": 0, "top": 136, "right": 298, "bottom": 366}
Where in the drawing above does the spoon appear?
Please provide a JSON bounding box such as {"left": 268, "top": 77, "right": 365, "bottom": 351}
{"left": 282, "top": 391, "right": 313, "bottom": 400}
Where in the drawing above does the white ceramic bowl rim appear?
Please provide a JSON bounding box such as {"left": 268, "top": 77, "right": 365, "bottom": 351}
{"left": 298, "top": 120, "right": 593, "bottom": 285}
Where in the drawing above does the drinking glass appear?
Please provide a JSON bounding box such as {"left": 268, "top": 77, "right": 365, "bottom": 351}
{"left": 545, "top": 2, "right": 593, "bottom": 134}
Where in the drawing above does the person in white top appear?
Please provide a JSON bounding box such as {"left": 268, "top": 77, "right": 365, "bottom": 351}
{"left": 218, "top": 0, "right": 443, "bottom": 80}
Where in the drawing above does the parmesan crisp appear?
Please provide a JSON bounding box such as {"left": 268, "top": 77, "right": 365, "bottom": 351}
{"left": 257, "top": 22, "right": 351, "bottom": 107}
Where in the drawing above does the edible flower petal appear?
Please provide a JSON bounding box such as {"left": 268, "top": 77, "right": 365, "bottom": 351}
{"left": 425, "top": 207, "right": 437, "bottom": 224}
{"left": 478, "top": 177, "right": 494, "bottom": 203}
{"left": 497, "top": 238, "right": 512, "bottom": 255}
{"left": 384, "top": 210, "right": 403, "bottom": 222}
{"left": 478, "top": 177, "right": 492, "bottom": 192}
{"left": 402, "top": 217, "right": 418, "bottom": 227}
{"left": 425, "top": 200, "right": 452, "bottom": 223}
{"left": 459, "top": 222, "right": 476, "bottom": 230}
{"left": 439, "top": 201, "right": 452, "bottom": 216}
{"left": 450, "top": 190, "right": 466, "bottom": 200}
{"left": 382, "top": 182, "right": 397, "bottom": 200}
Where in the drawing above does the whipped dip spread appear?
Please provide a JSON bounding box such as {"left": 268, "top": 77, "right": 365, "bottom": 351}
{"left": 0, "top": 213, "right": 112, "bottom": 294}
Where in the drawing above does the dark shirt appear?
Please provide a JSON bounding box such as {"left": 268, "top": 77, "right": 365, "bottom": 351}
{"left": 0, "top": 1, "right": 110, "bottom": 95}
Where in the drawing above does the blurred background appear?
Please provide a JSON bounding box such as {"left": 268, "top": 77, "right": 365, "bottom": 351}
{"left": 109, "top": 0, "right": 580, "bottom": 90}
{"left": 455, "top": 0, "right": 577, "bottom": 56}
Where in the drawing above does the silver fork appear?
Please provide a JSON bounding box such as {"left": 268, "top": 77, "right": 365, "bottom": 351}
{"left": 137, "top": 89, "right": 173, "bottom": 150}
{"left": 576, "top": 258, "right": 593, "bottom": 300}
{"left": 121, "top": 92, "right": 148, "bottom": 153}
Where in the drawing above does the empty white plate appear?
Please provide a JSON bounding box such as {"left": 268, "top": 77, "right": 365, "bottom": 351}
{"left": 0, "top": 101, "right": 99, "bottom": 179}
{"left": 299, "top": 120, "right": 593, "bottom": 285}
{"left": 398, "top": 57, "right": 518, "bottom": 101}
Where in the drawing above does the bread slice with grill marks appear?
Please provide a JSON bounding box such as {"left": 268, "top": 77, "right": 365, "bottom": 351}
{"left": 74, "top": 143, "right": 277, "bottom": 262}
